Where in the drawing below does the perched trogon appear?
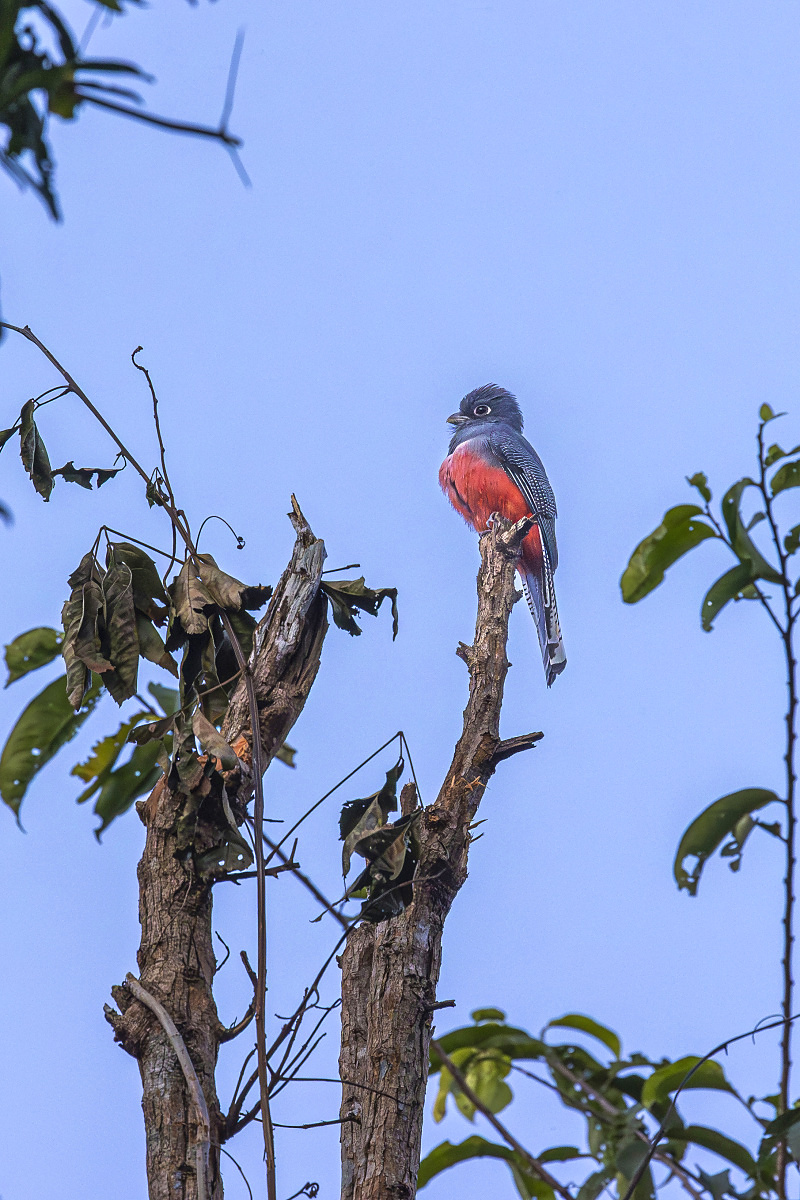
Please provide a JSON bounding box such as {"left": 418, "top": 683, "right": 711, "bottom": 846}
{"left": 439, "top": 384, "right": 567, "bottom": 686}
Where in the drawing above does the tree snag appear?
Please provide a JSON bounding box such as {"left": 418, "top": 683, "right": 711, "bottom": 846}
{"left": 105, "top": 502, "right": 328, "bottom": 1200}
{"left": 338, "top": 514, "right": 543, "bottom": 1200}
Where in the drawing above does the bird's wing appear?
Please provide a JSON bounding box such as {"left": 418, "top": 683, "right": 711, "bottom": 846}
{"left": 489, "top": 427, "right": 559, "bottom": 570}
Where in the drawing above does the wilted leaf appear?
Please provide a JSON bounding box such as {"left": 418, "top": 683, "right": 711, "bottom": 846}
{"left": 192, "top": 710, "right": 238, "bottom": 770}
{"left": 722, "top": 480, "right": 783, "bottom": 582}
{"left": 224, "top": 607, "right": 259, "bottom": 661}
{"left": 771, "top": 460, "right": 800, "bottom": 498}
{"left": 621, "top": 506, "right": 717, "bottom": 604}
{"left": 195, "top": 829, "right": 254, "bottom": 876}
{"left": 0, "top": 674, "right": 101, "bottom": 815}
{"left": 546, "top": 1014, "right": 621, "bottom": 1059}
{"left": 686, "top": 473, "right": 711, "bottom": 503}
{"left": 340, "top": 755, "right": 403, "bottom": 875}
{"left": 62, "top": 552, "right": 109, "bottom": 705}
{"left": 18, "top": 399, "right": 53, "bottom": 501}
{"left": 127, "top": 714, "right": 175, "bottom": 746}
{"left": 641, "top": 1057, "right": 734, "bottom": 1108}
{"left": 93, "top": 741, "right": 163, "bottom": 836}
{"left": 674, "top": 788, "right": 779, "bottom": 894}
{"left": 110, "top": 543, "right": 168, "bottom": 622}
{"left": 196, "top": 554, "right": 271, "bottom": 612}
{"left": 52, "top": 462, "right": 122, "bottom": 490}
{"left": 136, "top": 613, "right": 178, "bottom": 677}
{"left": 4, "top": 626, "right": 62, "bottom": 685}
{"left": 169, "top": 559, "right": 215, "bottom": 636}
{"left": 701, "top": 563, "right": 756, "bottom": 631}
{"left": 0, "top": 426, "right": 17, "bottom": 451}
{"left": 322, "top": 576, "right": 399, "bottom": 639}
{"left": 102, "top": 550, "right": 139, "bottom": 703}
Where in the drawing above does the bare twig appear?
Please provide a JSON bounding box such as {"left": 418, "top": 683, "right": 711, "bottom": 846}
{"left": 125, "top": 974, "right": 210, "bottom": 1200}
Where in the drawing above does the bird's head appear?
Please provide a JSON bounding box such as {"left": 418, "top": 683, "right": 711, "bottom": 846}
{"left": 447, "top": 385, "right": 523, "bottom": 438}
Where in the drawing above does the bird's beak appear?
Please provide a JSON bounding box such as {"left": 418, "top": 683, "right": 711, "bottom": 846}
{"left": 447, "top": 412, "right": 468, "bottom": 426}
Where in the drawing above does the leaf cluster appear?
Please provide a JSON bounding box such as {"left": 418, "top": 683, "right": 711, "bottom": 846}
{"left": 0, "top": 396, "right": 120, "bottom": 501}
{"left": 1, "top": 0, "right": 146, "bottom": 219}
{"left": 422, "top": 1009, "right": 787, "bottom": 1200}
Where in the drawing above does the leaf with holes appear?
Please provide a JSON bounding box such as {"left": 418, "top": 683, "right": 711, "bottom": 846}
{"left": 322, "top": 577, "right": 398, "bottom": 639}
{"left": 621, "top": 506, "right": 717, "bottom": 604}
{"left": 339, "top": 755, "right": 403, "bottom": 875}
{"left": 52, "top": 462, "right": 122, "bottom": 490}
{"left": 18, "top": 399, "right": 53, "bottom": 500}
{"left": 674, "top": 788, "right": 779, "bottom": 894}
{"left": 771, "top": 460, "right": 800, "bottom": 498}
{"left": 0, "top": 674, "right": 101, "bottom": 815}
{"left": 4, "top": 626, "right": 62, "bottom": 686}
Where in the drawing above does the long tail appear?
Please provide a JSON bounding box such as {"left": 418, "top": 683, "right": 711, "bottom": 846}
{"left": 520, "top": 546, "right": 567, "bottom": 687}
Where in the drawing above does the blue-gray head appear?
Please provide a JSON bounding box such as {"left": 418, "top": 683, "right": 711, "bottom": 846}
{"left": 446, "top": 384, "right": 523, "bottom": 450}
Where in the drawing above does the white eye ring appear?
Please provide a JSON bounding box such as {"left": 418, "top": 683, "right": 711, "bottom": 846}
{"left": 474, "top": 404, "right": 491, "bottom": 416}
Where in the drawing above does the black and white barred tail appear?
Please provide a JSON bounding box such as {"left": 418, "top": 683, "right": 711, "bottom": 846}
{"left": 520, "top": 544, "right": 566, "bottom": 688}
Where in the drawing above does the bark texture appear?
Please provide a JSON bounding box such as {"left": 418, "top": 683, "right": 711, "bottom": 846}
{"left": 339, "top": 516, "right": 543, "bottom": 1200}
{"left": 106, "top": 502, "right": 328, "bottom": 1200}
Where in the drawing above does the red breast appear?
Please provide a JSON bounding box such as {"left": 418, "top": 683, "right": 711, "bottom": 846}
{"left": 439, "top": 442, "right": 543, "bottom": 573}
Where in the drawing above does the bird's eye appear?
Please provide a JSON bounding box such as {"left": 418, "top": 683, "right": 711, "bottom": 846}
{"left": 474, "top": 404, "right": 491, "bottom": 416}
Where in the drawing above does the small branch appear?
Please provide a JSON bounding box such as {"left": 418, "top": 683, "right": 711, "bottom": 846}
{"left": 423, "top": 999, "right": 456, "bottom": 1013}
{"left": 125, "top": 974, "right": 210, "bottom": 1200}
{"left": 273, "top": 1115, "right": 360, "bottom": 1130}
{"left": 74, "top": 92, "right": 242, "bottom": 145}
{"left": 489, "top": 731, "right": 544, "bottom": 765}
{"left": 430, "top": 1040, "right": 573, "bottom": 1200}
{"left": 219, "top": 1001, "right": 256, "bottom": 1044}
{"left": 263, "top": 834, "right": 350, "bottom": 931}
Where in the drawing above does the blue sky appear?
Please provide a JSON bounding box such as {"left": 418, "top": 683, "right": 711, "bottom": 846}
{"left": 2, "top": 2, "right": 800, "bottom": 1197}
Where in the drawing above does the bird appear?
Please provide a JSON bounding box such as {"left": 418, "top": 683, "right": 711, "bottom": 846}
{"left": 439, "top": 384, "right": 566, "bottom": 686}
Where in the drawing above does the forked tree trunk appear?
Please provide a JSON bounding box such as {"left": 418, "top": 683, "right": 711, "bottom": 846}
{"left": 339, "top": 516, "right": 542, "bottom": 1200}
{"left": 106, "top": 503, "right": 328, "bottom": 1200}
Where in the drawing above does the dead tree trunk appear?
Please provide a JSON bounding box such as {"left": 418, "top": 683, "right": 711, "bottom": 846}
{"left": 339, "top": 515, "right": 542, "bottom": 1200}
{"left": 106, "top": 503, "right": 328, "bottom": 1200}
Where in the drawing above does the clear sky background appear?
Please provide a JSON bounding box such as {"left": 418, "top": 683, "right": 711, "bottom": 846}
{"left": 2, "top": 2, "right": 800, "bottom": 1198}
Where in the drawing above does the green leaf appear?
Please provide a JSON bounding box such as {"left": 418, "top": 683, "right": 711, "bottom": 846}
{"left": 321, "top": 577, "right": 399, "bottom": 639}
{"left": 760, "top": 404, "right": 776, "bottom": 422}
{"left": 135, "top": 613, "right": 178, "bottom": 677}
{"left": 148, "top": 682, "right": 179, "bottom": 715}
{"left": 472, "top": 1007, "right": 507, "bottom": 1023}
{"left": 0, "top": 426, "right": 18, "bottom": 451}
{"left": 764, "top": 444, "right": 800, "bottom": 467}
{"left": 696, "top": 1169, "right": 734, "bottom": 1200}
{"left": 679, "top": 1126, "right": 757, "bottom": 1176}
{"left": 224, "top": 607, "right": 258, "bottom": 660}
{"left": 762, "top": 1107, "right": 800, "bottom": 1162}
{"left": 191, "top": 710, "right": 238, "bottom": 770}
{"left": 746, "top": 511, "right": 766, "bottom": 531}
{"left": 687, "top": 473, "right": 712, "bottom": 503}
{"left": 641, "top": 1057, "right": 734, "bottom": 1109}
{"left": 275, "top": 743, "right": 296, "bottom": 768}
{"left": 72, "top": 713, "right": 148, "bottom": 798}
{"left": 771, "top": 460, "right": 800, "bottom": 498}
{"left": 126, "top": 714, "right": 175, "bottom": 746}
{"left": 722, "top": 480, "right": 783, "bottom": 582}
{"left": 4, "top": 626, "right": 62, "bottom": 685}
{"left": 195, "top": 554, "right": 271, "bottom": 612}
{"left": 418, "top": 1136, "right": 554, "bottom": 1200}
{"left": 339, "top": 756, "right": 403, "bottom": 876}
{"left": 577, "top": 1168, "right": 614, "bottom": 1200}
{"left": 674, "top": 788, "right": 780, "bottom": 894}
{"left": 109, "top": 543, "right": 168, "bottom": 622}
{"left": 785, "top": 526, "right": 800, "bottom": 556}
{"left": 432, "top": 1023, "right": 547, "bottom": 1070}
{"left": 539, "top": 1147, "right": 582, "bottom": 1164}
{"left": 701, "top": 563, "right": 757, "bottom": 631}
{"left": 102, "top": 550, "right": 139, "bottom": 703}
{"left": 621, "top": 506, "right": 717, "bottom": 604}
{"left": 18, "top": 399, "right": 53, "bottom": 500}
{"left": 0, "top": 674, "right": 101, "bottom": 815}
{"left": 546, "top": 1014, "right": 621, "bottom": 1059}
{"left": 93, "top": 741, "right": 163, "bottom": 836}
